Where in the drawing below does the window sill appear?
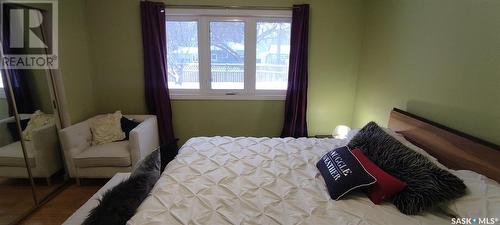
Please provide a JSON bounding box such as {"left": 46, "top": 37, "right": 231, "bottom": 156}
{"left": 170, "top": 93, "right": 285, "bottom": 101}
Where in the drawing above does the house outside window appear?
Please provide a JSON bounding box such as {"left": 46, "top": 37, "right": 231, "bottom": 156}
{"left": 166, "top": 8, "right": 292, "bottom": 100}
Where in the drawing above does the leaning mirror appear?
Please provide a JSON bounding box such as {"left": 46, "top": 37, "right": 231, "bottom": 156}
{"left": 0, "top": 70, "right": 36, "bottom": 225}
{"left": 0, "top": 2, "right": 68, "bottom": 223}
{"left": 14, "top": 69, "right": 66, "bottom": 203}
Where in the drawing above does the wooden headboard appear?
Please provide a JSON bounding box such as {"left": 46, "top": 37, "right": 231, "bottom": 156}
{"left": 388, "top": 108, "right": 500, "bottom": 182}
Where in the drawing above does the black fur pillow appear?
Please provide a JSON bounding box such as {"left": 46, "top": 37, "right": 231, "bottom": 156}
{"left": 82, "top": 174, "right": 158, "bottom": 225}
{"left": 348, "top": 122, "right": 466, "bottom": 215}
{"left": 83, "top": 150, "right": 160, "bottom": 225}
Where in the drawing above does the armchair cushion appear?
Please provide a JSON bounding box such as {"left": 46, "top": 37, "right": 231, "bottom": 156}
{"left": 74, "top": 141, "right": 131, "bottom": 168}
{"left": 0, "top": 141, "right": 35, "bottom": 167}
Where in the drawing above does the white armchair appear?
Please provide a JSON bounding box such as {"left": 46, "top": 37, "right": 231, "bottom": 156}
{"left": 0, "top": 114, "right": 62, "bottom": 183}
{"left": 59, "top": 115, "right": 159, "bottom": 183}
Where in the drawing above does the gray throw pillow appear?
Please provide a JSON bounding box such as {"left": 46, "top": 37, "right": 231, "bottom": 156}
{"left": 348, "top": 122, "right": 466, "bottom": 215}
{"left": 82, "top": 174, "right": 158, "bottom": 225}
{"left": 83, "top": 149, "right": 161, "bottom": 225}
{"left": 132, "top": 149, "right": 160, "bottom": 178}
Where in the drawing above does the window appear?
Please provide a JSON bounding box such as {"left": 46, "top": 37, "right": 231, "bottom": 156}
{"left": 256, "top": 22, "right": 290, "bottom": 90}
{"left": 210, "top": 21, "right": 245, "bottom": 90}
{"left": 0, "top": 71, "right": 4, "bottom": 98}
{"left": 166, "top": 21, "right": 200, "bottom": 89}
{"left": 166, "top": 9, "right": 292, "bottom": 100}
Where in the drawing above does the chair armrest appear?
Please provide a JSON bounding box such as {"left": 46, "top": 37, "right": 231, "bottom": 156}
{"left": 59, "top": 121, "right": 91, "bottom": 155}
{"left": 0, "top": 115, "right": 30, "bottom": 147}
{"left": 32, "top": 124, "right": 59, "bottom": 151}
{"left": 129, "top": 116, "right": 160, "bottom": 167}
{"left": 0, "top": 118, "right": 13, "bottom": 147}
{"left": 59, "top": 120, "right": 92, "bottom": 177}
{"left": 31, "top": 124, "right": 62, "bottom": 174}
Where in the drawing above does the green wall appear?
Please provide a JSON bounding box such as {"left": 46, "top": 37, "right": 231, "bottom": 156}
{"left": 26, "top": 71, "right": 53, "bottom": 114}
{"left": 352, "top": 0, "right": 500, "bottom": 145}
{"left": 58, "top": 0, "right": 500, "bottom": 145}
{"left": 172, "top": 101, "right": 284, "bottom": 144}
{"left": 83, "top": 0, "right": 364, "bottom": 144}
{"left": 59, "top": 0, "right": 97, "bottom": 123}
{"left": 0, "top": 98, "right": 7, "bottom": 119}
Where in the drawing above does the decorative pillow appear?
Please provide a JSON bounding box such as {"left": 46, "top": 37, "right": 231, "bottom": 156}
{"left": 6, "top": 119, "right": 30, "bottom": 141}
{"left": 82, "top": 174, "right": 159, "bottom": 225}
{"left": 90, "top": 111, "right": 125, "bottom": 145}
{"left": 349, "top": 127, "right": 440, "bottom": 164}
{"left": 316, "top": 146, "right": 376, "bottom": 200}
{"left": 83, "top": 150, "right": 161, "bottom": 225}
{"left": 131, "top": 149, "right": 160, "bottom": 178}
{"left": 22, "top": 110, "right": 55, "bottom": 141}
{"left": 348, "top": 122, "right": 466, "bottom": 215}
{"left": 120, "top": 116, "right": 140, "bottom": 140}
{"left": 351, "top": 148, "right": 407, "bottom": 204}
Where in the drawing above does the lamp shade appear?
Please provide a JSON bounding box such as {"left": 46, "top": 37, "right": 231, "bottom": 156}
{"left": 333, "top": 125, "right": 351, "bottom": 139}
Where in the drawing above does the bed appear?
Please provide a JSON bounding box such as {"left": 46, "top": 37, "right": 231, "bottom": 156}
{"left": 126, "top": 108, "right": 500, "bottom": 225}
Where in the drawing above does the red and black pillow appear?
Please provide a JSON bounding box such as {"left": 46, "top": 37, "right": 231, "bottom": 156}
{"left": 351, "top": 148, "right": 407, "bottom": 204}
{"left": 317, "top": 146, "right": 407, "bottom": 204}
{"left": 316, "top": 146, "right": 376, "bottom": 200}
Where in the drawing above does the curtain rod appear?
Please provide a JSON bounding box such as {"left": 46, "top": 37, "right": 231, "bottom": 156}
{"left": 164, "top": 4, "right": 294, "bottom": 10}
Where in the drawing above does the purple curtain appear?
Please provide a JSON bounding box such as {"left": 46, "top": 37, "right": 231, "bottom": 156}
{"left": 140, "top": 1, "right": 176, "bottom": 146}
{"left": 1, "top": 71, "right": 34, "bottom": 115}
{"left": 281, "top": 4, "right": 309, "bottom": 138}
{"left": 2, "top": 3, "right": 34, "bottom": 115}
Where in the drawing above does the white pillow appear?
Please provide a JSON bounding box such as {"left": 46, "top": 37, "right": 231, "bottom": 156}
{"left": 90, "top": 111, "right": 125, "bottom": 145}
{"left": 444, "top": 170, "right": 500, "bottom": 218}
{"left": 22, "top": 110, "right": 54, "bottom": 141}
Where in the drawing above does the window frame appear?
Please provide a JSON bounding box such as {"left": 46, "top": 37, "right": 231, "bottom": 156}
{"left": 166, "top": 8, "right": 292, "bottom": 100}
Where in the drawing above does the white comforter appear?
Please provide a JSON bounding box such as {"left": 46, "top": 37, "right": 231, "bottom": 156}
{"left": 128, "top": 137, "right": 453, "bottom": 225}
